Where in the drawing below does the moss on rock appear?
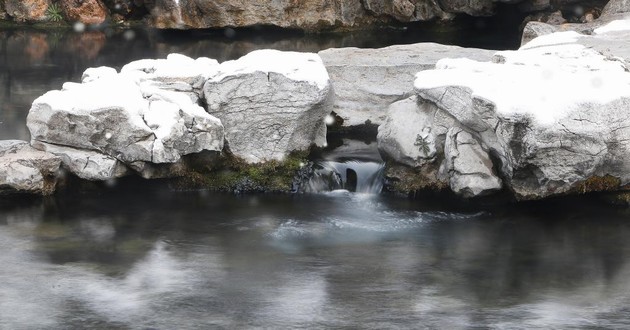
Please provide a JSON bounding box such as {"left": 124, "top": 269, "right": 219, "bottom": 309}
{"left": 176, "top": 151, "right": 310, "bottom": 193}
{"left": 383, "top": 161, "right": 448, "bottom": 195}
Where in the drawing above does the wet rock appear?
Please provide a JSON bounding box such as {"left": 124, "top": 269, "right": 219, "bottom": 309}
{"left": 5, "top": 0, "right": 49, "bottom": 22}
{"left": 59, "top": 0, "right": 108, "bottom": 25}
{"left": 203, "top": 50, "right": 331, "bottom": 163}
{"left": 413, "top": 28, "right": 630, "bottom": 200}
{"left": 0, "top": 140, "right": 61, "bottom": 195}
{"left": 319, "top": 43, "right": 494, "bottom": 127}
{"left": 27, "top": 61, "right": 224, "bottom": 180}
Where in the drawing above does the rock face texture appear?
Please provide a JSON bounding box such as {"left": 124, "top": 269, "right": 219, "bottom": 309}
{"left": 27, "top": 55, "right": 225, "bottom": 180}
{"left": 59, "top": 0, "right": 108, "bottom": 25}
{"left": 380, "top": 19, "right": 630, "bottom": 199}
{"left": 204, "top": 50, "right": 331, "bottom": 163}
{"left": 144, "top": 0, "right": 492, "bottom": 30}
{"left": 5, "top": 0, "right": 49, "bottom": 22}
{"left": 0, "top": 140, "right": 61, "bottom": 195}
{"left": 319, "top": 43, "right": 494, "bottom": 127}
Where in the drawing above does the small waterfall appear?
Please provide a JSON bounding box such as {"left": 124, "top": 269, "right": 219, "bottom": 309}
{"left": 306, "top": 160, "right": 384, "bottom": 194}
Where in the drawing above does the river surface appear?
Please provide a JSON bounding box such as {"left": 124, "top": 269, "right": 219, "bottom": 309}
{"left": 1, "top": 186, "right": 630, "bottom": 329}
{"left": 2, "top": 25, "right": 630, "bottom": 329}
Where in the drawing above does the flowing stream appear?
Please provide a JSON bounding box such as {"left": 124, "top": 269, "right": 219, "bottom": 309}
{"left": 1, "top": 26, "right": 629, "bottom": 329}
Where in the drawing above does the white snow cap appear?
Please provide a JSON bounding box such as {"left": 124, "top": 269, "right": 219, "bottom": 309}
{"left": 415, "top": 41, "right": 630, "bottom": 126}
{"left": 211, "top": 49, "right": 330, "bottom": 89}
{"left": 594, "top": 19, "right": 630, "bottom": 34}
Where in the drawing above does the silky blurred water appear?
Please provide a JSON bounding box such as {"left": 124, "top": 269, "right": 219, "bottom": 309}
{"left": 1, "top": 186, "right": 629, "bottom": 329}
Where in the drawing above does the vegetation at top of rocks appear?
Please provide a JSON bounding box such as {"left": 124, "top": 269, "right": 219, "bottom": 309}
{"left": 46, "top": 3, "right": 63, "bottom": 22}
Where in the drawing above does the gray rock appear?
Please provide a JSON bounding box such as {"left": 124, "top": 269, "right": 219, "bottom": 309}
{"left": 31, "top": 141, "right": 129, "bottom": 181}
{"left": 27, "top": 68, "right": 224, "bottom": 179}
{"left": 601, "top": 0, "right": 630, "bottom": 17}
{"left": 204, "top": 50, "right": 331, "bottom": 163}
{"left": 442, "top": 128, "right": 502, "bottom": 197}
{"left": 520, "top": 21, "right": 560, "bottom": 45}
{"left": 413, "top": 28, "right": 630, "bottom": 199}
{"left": 319, "top": 43, "right": 494, "bottom": 127}
{"left": 0, "top": 140, "right": 61, "bottom": 195}
{"left": 377, "top": 96, "right": 456, "bottom": 168}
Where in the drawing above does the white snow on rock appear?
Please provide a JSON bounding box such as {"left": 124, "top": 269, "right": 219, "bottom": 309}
{"left": 412, "top": 29, "right": 630, "bottom": 199}
{"left": 415, "top": 45, "right": 630, "bottom": 126}
{"left": 27, "top": 63, "right": 224, "bottom": 180}
{"left": 210, "top": 49, "right": 330, "bottom": 90}
{"left": 121, "top": 53, "right": 220, "bottom": 88}
{"left": 204, "top": 50, "right": 332, "bottom": 163}
{"left": 594, "top": 19, "right": 630, "bottom": 34}
{"left": 520, "top": 31, "right": 583, "bottom": 49}
{"left": 81, "top": 66, "right": 118, "bottom": 83}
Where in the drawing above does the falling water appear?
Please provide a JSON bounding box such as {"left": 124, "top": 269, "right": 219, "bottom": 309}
{"left": 306, "top": 160, "right": 384, "bottom": 194}
{"left": 305, "top": 139, "right": 385, "bottom": 194}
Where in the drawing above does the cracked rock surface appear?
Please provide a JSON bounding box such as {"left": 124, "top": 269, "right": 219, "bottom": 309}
{"left": 0, "top": 140, "right": 61, "bottom": 195}
{"left": 319, "top": 43, "right": 494, "bottom": 127}
{"left": 204, "top": 50, "right": 331, "bottom": 163}
{"left": 27, "top": 55, "right": 224, "bottom": 180}
{"left": 402, "top": 21, "right": 630, "bottom": 199}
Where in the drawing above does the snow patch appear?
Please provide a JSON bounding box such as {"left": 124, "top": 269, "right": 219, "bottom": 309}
{"left": 594, "top": 19, "right": 630, "bottom": 34}
{"left": 210, "top": 49, "right": 330, "bottom": 90}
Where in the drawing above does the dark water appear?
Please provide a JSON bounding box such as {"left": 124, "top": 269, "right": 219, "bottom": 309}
{"left": 1, "top": 185, "right": 630, "bottom": 329}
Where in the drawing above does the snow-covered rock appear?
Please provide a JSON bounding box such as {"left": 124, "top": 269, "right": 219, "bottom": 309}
{"left": 0, "top": 140, "right": 61, "bottom": 195}
{"left": 204, "top": 50, "right": 331, "bottom": 163}
{"left": 411, "top": 28, "right": 630, "bottom": 199}
{"left": 319, "top": 43, "right": 494, "bottom": 127}
{"left": 27, "top": 62, "right": 224, "bottom": 180}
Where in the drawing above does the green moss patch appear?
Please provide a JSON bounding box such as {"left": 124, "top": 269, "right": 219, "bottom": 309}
{"left": 177, "top": 151, "right": 309, "bottom": 193}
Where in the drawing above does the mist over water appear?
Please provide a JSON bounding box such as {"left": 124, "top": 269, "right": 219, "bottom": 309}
{"left": 1, "top": 190, "right": 629, "bottom": 329}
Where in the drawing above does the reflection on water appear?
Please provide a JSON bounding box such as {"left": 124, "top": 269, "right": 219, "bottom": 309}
{"left": 1, "top": 187, "right": 629, "bottom": 328}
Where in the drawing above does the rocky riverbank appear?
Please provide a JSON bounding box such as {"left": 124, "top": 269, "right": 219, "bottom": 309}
{"left": 0, "top": 0, "right": 628, "bottom": 203}
{"left": 0, "top": 0, "right": 609, "bottom": 32}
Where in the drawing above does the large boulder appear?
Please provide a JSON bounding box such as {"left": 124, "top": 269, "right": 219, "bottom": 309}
{"left": 5, "top": 0, "right": 49, "bottom": 22}
{"left": 0, "top": 140, "right": 61, "bottom": 195}
{"left": 203, "top": 50, "right": 331, "bottom": 163}
{"left": 27, "top": 56, "right": 224, "bottom": 180}
{"left": 144, "top": 0, "right": 485, "bottom": 30}
{"left": 408, "top": 27, "right": 630, "bottom": 199}
{"left": 319, "top": 43, "right": 494, "bottom": 127}
{"left": 147, "top": 0, "right": 370, "bottom": 30}
{"left": 59, "top": 0, "right": 108, "bottom": 25}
